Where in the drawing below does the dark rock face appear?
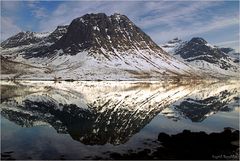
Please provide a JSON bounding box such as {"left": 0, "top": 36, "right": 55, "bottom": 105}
{"left": 189, "top": 37, "right": 207, "bottom": 44}
{"left": 2, "top": 26, "right": 69, "bottom": 59}
{"left": 175, "top": 37, "right": 235, "bottom": 70}
{"left": 1, "top": 31, "right": 45, "bottom": 48}
{"left": 45, "top": 25, "right": 69, "bottom": 44}
{"left": 23, "top": 25, "right": 68, "bottom": 59}
{"left": 220, "top": 47, "right": 234, "bottom": 54}
{"left": 156, "top": 128, "right": 239, "bottom": 160}
{"left": 39, "top": 13, "right": 162, "bottom": 57}
{"left": 1, "top": 26, "right": 68, "bottom": 50}
{"left": 106, "top": 128, "right": 239, "bottom": 160}
{"left": 220, "top": 47, "right": 240, "bottom": 63}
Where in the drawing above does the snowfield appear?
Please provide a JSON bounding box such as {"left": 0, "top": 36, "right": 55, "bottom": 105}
{"left": 1, "top": 47, "right": 201, "bottom": 80}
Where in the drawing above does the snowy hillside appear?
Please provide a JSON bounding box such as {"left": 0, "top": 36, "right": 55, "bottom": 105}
{"left": 161, "top": 37, "right": 240, "bottom": 78}
{"left": 219, "top": 47, "right": 239, "bottom": 63}
{"left": 1, "top": 31, "right": 50, "bottom": 48}
{"left": 1, "top": 13, "right": 198, "bottom": 80}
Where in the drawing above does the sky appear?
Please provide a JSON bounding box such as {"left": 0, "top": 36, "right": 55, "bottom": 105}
{"left": 1, "top": 0, "right": 239, "bottom": 51}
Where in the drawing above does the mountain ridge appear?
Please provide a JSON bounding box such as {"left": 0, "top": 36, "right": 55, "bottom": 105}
{"left": 1, "top": 13, "right": 198, "bottom": 80}
{"left": 1, "top": 13, "right": 238, "bottom": 80}
{"left": 161, "top": 37, "right": 239, "bottom": 78}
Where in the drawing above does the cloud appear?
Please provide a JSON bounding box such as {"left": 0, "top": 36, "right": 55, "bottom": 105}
{"left": 1, "top": 1, "right": 21, "bottom": 13}
{"left": 215, "top": 40, "right": 240, "bottom": 52}
{"left": 27, "top": 1, "right": 38, "bottom": 8}
{"left": 215, "top": 40, "right": 239, "bottom": 46}
{"left": 1, "top": 1, "right": 23, "bottom": 41}
{"left": 37, "top": 1, "right": 138, "bottom": 31}
{"left": 135, "top": 1, "right": 219, "bottom": 29}
{"left": 32, "top": 7, "right": 48, "bottom": 18}
{"left": 1, "top": 17, "right": 21, "bottom": 42}
{"left": 1, "top": 1, "right": 239, "bottom": 47}
{"left": 36, "top": 1, "right": 235, "bottom": 34}
{"left": 152, "top": 15, "right": 239, "bottom": 43}
{"left": 27, "top": 1, "right": 48, "bottom": 19}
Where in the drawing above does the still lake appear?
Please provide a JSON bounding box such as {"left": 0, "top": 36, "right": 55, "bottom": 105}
{"left": 1, "top": 80, "right": 239, "bottom": 160}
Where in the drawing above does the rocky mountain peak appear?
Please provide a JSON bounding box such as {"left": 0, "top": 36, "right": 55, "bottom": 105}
{"left": 46, "top": 25, "right": 68, "bottom": 43}
{"left": 189, "top": 37, "right": 207, "bottom": 45}
{"left": 219, "top": 47, "right": 234, "bottom": 54}
{"left": 1, "top": 31, "right": 47, "bottom": 48}
{"left": 220, "top": 47, "right": 240, "bottom": 63}
{"left": 42, "top": 13, "right": 161, "bottom": 57}
{"left": 174, "top": 37, "right": 238, "bottom": 70}
{"left": 54, "top": 25, "right": 68, "bottom": 33}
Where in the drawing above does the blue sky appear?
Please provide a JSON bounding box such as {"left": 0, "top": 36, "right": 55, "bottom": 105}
{"left": 1, "top": 0, "right": 239, "bottom": 51}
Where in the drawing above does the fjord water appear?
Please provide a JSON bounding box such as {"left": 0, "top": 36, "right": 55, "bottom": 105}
{"left": 1, "top": 80, "right": 239, "bottom": 160}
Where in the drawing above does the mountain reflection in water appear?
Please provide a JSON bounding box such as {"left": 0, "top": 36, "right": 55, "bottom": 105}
{"left": 1, "top": 80, "right": 239, "bottom": 160}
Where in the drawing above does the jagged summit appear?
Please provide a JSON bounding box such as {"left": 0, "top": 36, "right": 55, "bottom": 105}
{"left": 175, "top": 37, "right": 228, "bottom": 60}
{"left": 45, "top": 25, "right": 68, "bottom": 43}
{"left": 1, "top": 31, "right": 50, "bottom": 48}
{"left": 39, "top": 13, "right": 162, "bottom": 57}
{"left": 219, "top": 47, "right": 240, "bottom": 63}
{"left": 189, "top": 37, "right": 208, "bottom": 45}
{"left": 174, "top": 37, "right": 239, "bottom": 71}
{"left": 161, "top": 37, "right": 239, "bottom": 77}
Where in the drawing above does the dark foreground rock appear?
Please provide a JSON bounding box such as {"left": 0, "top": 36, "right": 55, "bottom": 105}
{"left": 106, "top": 128, "right": 239, "bottom": 160}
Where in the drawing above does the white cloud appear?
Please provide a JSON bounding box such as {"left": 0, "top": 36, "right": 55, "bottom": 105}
{"left": 151, "top": 15, "right": 239, "bottom": 43}
{"left": 36, "top": 1, "right": 235, "bottom": 34}
{"left": 1, "top": 1, "right": 23, "bottom": 41}
{"left": 26, "top": 1, "right": 48, "bottom": 19}
{"left": 1, "top": 17, "right": 21, "bottom": 42}
{"left": 215, "top": 40, "right": 239, "bottom": 46}
{"left": 38, "top": 1, "right": 160, "bottom": 31}
{"left": 27, "top": 1, "right": 38, "bottom": 8}
{"left": 135, "top": 1, "right": 219, "bottom": 29}
{"left": 215, "top": 40, "right": 240, "bottom": 52}
{"left": 32, "top": 7, "right": 48, "bottom": 18}
{"left": 1, "top": 1, "right": 238, "bottom": 47}
{"left": 1, "top": 1, "right": 20, "bottom": 13}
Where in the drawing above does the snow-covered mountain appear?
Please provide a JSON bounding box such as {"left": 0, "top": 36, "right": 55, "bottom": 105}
{"left": 1, "top": 25, "right": 68, "bottom": 59}
{"left": 219, "top": 47, "right": 239, "bottom": 63}
{"left": 161, "top": 37, "right": 239, "bottom": 78}
{"left": 1, "top": 13, "right": 198, "bottom": 80}
{"left": 1, "top": 31, "right": 50, "bottom": 48}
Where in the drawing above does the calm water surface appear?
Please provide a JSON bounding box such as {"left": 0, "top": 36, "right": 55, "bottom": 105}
{"left": 1, "top": 81, "right": 239, "bottom": 159}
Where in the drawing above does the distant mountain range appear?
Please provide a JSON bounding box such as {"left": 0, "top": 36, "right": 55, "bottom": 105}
{"left": 1, "top": 13, "right": 239, "bottom": 80}
{"left": 161, "top": 37, "right": 239, "bottom": 78}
